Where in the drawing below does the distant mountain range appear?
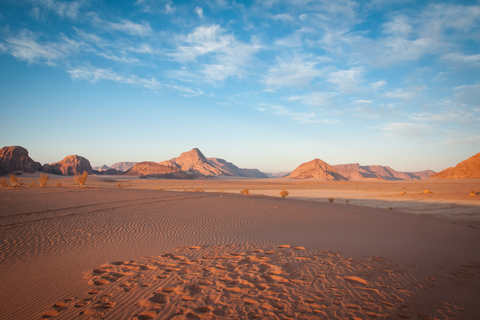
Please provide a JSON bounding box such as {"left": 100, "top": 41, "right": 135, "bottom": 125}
{"left": 288, "top": 158, "right": 435, "bottom": 181}
{"left": 3, "top": 145, "right": 480, "bottom": 181}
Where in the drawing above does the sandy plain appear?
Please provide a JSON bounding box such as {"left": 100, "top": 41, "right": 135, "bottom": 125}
{"left": 0, "top": 174, "right": 479, "bottom": 319}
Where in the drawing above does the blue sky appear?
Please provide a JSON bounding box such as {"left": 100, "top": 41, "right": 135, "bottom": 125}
{"left": 1, "top": 0, "right": 479, "bottom": 173}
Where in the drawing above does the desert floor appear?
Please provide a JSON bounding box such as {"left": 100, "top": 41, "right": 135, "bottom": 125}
{"left": 0, "top": 174, "right": 479, "bottom": 319}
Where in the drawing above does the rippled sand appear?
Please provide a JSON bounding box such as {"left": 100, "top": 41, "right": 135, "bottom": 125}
{"left": 0, "top": 186, "right": 479, "bottom": 319}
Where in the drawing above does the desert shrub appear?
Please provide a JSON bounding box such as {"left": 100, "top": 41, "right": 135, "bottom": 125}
{"left": 194, "top": 188, "right": 204, "bottom": 192}
{"left": 279, "top": 188, "right": 289, "bottom": 198}
{"left": 345, "top": 199, "right": 350, "bottom": 205}
{"left": 30, "top": 182, "right": 37, "bottom": 187}
{"left": 422, "top": 189, "right": 433, "bottom": 194}
{"left": 117, "top": 182, "right": 123, "bottom": 188}
{"left": 470, "top": 190, "right": 477, "bottom": 197}
{"left": 39, "top": 173, "right": 49, "bottom": 187}
{"left": 10, "top": 174, "right": 20, "bottom": 187}
{"left": 0, "top": 178, "right": 7, "bottom": 188}
{"left": 74, "top": 171, "right": 88, "bottom": 187}
{"left": 241, "top": 189, "right": 250, "bottom": 196}
{"left": 399, "top": 191, "right": 407, "bottom": 195}
{"left": 55, "top": 181, "right": 62, "bottom": 187}
{"left": 328, "top": 197, "right": 335, "bottom": 203}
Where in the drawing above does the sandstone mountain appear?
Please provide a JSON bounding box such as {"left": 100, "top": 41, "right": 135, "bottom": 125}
{"left": 431, "top": 152, "right": 480, "bottom": 179}
{"left": 124, "top": 162, "right": 189, "bottom": 179}
{"left": 110, "top": 162, "right": 137, "bottom": 172}
{"left": 43, "top": 155, "right": 93, "bottom": 176}
{"left": 333, "top": 163, "right": 435, "bottom": 181}
{"left": 158, "top": 148, "right": 268, "bottom": 178}
{"left": 0, "top": 146, "right": 41, "bottom": 174}
{"left": 289, "top": 159, "right": 347, "bottom": 181}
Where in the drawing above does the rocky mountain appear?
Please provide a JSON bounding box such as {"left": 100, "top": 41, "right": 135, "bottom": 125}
{"left": 207, "top": 158, "right": 269, "bottom": 178}
{"left": 0, "top": 146, "right": 41, "bottom": 174}
{"left": 110, "top": 162, "right": 137, "bottom": 172}
{"left": 333, "top": 163, "right": 435, "bottom": 181}
{"left": 431, "top": 152, "right": 480, "bottom": 179}
{"left": 93, "top": 165, "right": 110, "bottom": 171}
{"left": 266, "top": 172, "right": 291, "bottom": 178}
{"left": 43, "top": 155, "right": 93, "bottom": 176}
{"left": 289, "top": 159, "right": 347, "bottom": 181}
{"left": 158, "top": 148, "right": 268, "bottom": 178}
{"left": 124, "top": 161, "right": 189, "bottom": 179}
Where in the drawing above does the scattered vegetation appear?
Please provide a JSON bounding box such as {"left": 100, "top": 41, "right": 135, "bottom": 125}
{"left": 241, "top": 189, "right": 250, "bottom": 196}
{"left": 0, "top": 178, "right": 7, "bottom": 188}
{"left": 10, "top": 174, "right": 20, "bottom": 187}
{"left": 345, "top": 199, "right": 350, "bottom": 205}
{"left": 399, "top": 191, "right": 407, "bottom": 195}
{"left": 39, "top": 173, "right": 49, "bottom": 187}
{"left": 328, "top": 197, "right": 335, "bottom": 203}
{"left": 74, "top": 171, "right": 88, "bottom": 187}
{"left": 117, "top": 182, "right": 123, "bottom": 188}
{"left": 279, "top": 188, "right": 289, "bottom": 198}
{"left": 55, "top": 181, "right": 62, "bottom": 187}
{"left": 194, "top": 188, "right": 204, "bottom": 192}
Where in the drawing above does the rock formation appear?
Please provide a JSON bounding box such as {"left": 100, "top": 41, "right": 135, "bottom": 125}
{"left": 289, "top": 159, "right": 347, "bottom": 181}
{"left": 431, "top": 152, "right": 480, "bottom": 179}
{"left": 43, "top": 155, "right": 93, "bottom": 176}
{"left": 110, "top": 162, "right": 137, "bottom": 172}
{"left": 124, "top": 162, "right": 189, "bottom": 179}
{"left": 333, "top": 163, "right": 435, "bottom": 181}
{"left": 0, "top": 146, "right": 41, "bottom": 174}
{"left": 207, "top": 158, "right": 269, "bottom": 178}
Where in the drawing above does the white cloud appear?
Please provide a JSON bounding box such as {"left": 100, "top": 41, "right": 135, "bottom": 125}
{"left": 264, "top": 54, "right": 324, "bottom": 88}
{"left": 287, "top": 91, "right": 336, "bottom": 107}
{"left": 370, "top": 80, "right": 386, "bottom": 90}
{"left": 105, "top": 19, "right": 152, "bottom": 37}
{"left": 442, "top": 53, "right": 480, "bottom": 66}
{"left": 30, "top": 0, "right": 86, "bottom": 19}
{"left": 383, "top": 86, "right": 424, "bottom": 100}
{"left": 1, "top": 29, "right": 81, "bottom": 65}
{"left": 257, "top": 103, "right": 318, "bottom": 123}
{"left": 195, "top": 7, "right": 204, "bottom": 19}
{"left": 169, "top": 25, "right": 260, "bottom": 82}
{"left": 68, "top": 66, "right": 160, "bottom": 90}
{"left": 379, "top": 122, "right": 432, "bottom": 137}
{"left": 454, "top": 83, "right": 480, "bottom": 107}
{"left": 328, "top": 67, "right": 363, "bottom": 93}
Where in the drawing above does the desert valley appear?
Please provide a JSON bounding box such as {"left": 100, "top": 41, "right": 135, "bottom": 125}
{"left": 1, "top": 145, "right": 480, "bottom": 320}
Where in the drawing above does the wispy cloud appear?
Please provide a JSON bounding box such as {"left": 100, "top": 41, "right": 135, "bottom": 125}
{"left": 378, "top": 122, "right": 432, "bottom": 137}
{"left": 1, "top": 29, "right": 82, "bottom": 65}
{"left": 287, "top": 92, "right": 336, "bottom": 107}
{"left": 328, "top": 67, "right": 364, "bottom": 93}
{"left": 89, "top": 14, "right": 152, "bottom": 37}
{"left": 68, "top": 66, "right": 160, "bottom": 90}
{"left": 257, "top": 103, "right": 318, "bottom": 123}
{"left": 30, "top": 0, "right": 86, "bottom": 19}
{"left": 264, "top": 54, "right": 325, "bottom": 88}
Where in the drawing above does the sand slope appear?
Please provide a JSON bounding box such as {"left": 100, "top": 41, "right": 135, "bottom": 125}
{"left": 0, "top": 188, "right": 479, "bottom": 319}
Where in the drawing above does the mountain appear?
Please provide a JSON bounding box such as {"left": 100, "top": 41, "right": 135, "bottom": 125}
{"left": 265, "top": 172, "right": 291, "bottom": 178}
{"left": 43, "top": 155, "right": 93, "bottom": 176}
{"left": 207, "top": 158, "right": 269, "bottom": 178}
{"left": 0, "top": 146, "right": 41, "bottom": 175}
{"left": 93, "top": 164, "right": 110, "bottom": 171}
{"left": 333, "top": 163, "right": 435, "bottom": 181}
{"left": 289, "top": 159, "right": 347, "bottom": 181}
{"left": 124, "top": 161, "right": 189, "bottom": 179}
{"left": 158, "top": 148, "right": 268, "bottom": 178}
{"left": 110, "top": 162, "right": 137, "bottom": 172}
{"left": 431, "top": 152, "right": 480, "bottom": 179}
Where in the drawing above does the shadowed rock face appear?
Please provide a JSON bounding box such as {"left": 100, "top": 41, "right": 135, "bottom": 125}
{"left": 289, "top": 159, "right": 347, "bottom": 181}
{"left": 124, "top": 162, "right": 190, "bottom": 179}
{"left": 432, "top": 152, "right": 480, "bottom": 179}
{"left": 43, "top": 155, "right": 93, "bottom": 176}
{"left": 0, "top": 146, "right": 41, "bottom": 174}
{"left": 110, "top": 162, "right": 136, "bottom": 172}
{"left": 333, "top": 163, "right": 435, "bottom": 181}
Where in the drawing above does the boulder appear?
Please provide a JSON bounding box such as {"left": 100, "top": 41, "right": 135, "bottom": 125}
{"left": 44, "top": 155, "right": 93, "bottom": 176}
{"left": 0, "top": 146, "right": 41, "bottom": 174}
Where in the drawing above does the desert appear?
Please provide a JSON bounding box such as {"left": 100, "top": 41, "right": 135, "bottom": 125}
{"left": 1, "top": 169, "right": 479, "bottom": 319}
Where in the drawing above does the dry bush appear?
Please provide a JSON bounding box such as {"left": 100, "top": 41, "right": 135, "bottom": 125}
{"left": 422, "top": 189, "right": 433, "bottom": 194}
{"left": 55, "top": 181, "right": 62, "bottom": 187}
{"left": 39, "top": 173, "right": 49, "bottom": 187}
{"left": 0, "top": 178, "right": 7, "bottom": 188}
{"left": 470, "top": 190, "right": 477, "bottom": 197}
{"left": 74, "top": 171, "right": 88, "bottom": 187}
{"left": 10, "top": 174, "right": 20, "bottom": 187}
{"left": 279, "top": 188, "right": 289, "bottom": 198}
{"left": 328, "top": 197, "right": 335, "bottom": 203}
{"left": 30, "top": 182, "right": 37, "bottom": 187}
{"left": 399, "top": 191, "right": 407, "bottom": 195}
{"left": 117, "top": 182, "right": 123, "bottom": 188}
{"left": 345, "top": 199, "right": 350, "bottom": 205}
{"left": 241, "top": 189, "right": 250, "bottom": 196}
{"left": 194, "top": 188, "right": 204, "bottom": 192}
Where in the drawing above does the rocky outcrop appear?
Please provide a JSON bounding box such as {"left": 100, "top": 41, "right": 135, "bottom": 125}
{"left": 431, "top": 152, "right": 480, "bottom": 179}
{"left": 124, "top": 162, "right": 189, "bottom": 179}
{"left": 0, "top": 146, "right": 41, "bottom": 174}
{"left": 110, "top": 162, "right": 137, "bottom": 172}
{"left": 207, "top": 158, "right": 269, "bottom": 178}
{"left": 289, "top": 159, "right": 347, "bottom": 181}
{"left": 333, "top": 163, "right": 435, "bottom": 181}
{"left": 43, "top": 155, "right": 93, "bottom": 176}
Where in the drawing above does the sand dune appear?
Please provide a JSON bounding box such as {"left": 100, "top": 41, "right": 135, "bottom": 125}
{"left": 0, "top": 186, "right": 479, "bottom": 319}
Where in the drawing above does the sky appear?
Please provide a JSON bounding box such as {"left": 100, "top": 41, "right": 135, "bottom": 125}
{"left": 0, "top": 0, "right": 479, "bottom": 173}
